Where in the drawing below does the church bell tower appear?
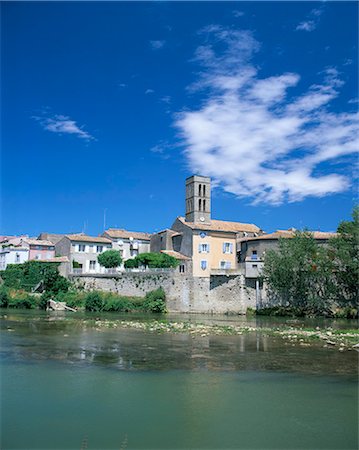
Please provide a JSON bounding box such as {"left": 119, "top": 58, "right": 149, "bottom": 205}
{"left": 185, "top": 175, "right": 211, "bottom": 224}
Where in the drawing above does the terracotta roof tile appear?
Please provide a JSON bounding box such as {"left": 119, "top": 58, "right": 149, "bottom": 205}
{"left": 65, "top": 234, "right": 112, "bottom": 244}
{"left": 25, "top": 238, "right": 55, "bottom": 246}
{"left": 238, "top": 229, "right": 337, "bottom": 243}
{"left": 33, "top": 256, "right": 70, "bottom": 263}
{"left": 178, "top": 217, "right": 261, "bottom": 233}
{"left": 160, "top": 250, "right": 191, "bottom": 260}
{"left": 103, "top": 229, "right": 152, "bottom": 241}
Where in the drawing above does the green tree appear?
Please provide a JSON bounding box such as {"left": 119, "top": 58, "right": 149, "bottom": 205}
{"left": 124, "top": 258, "right": 139, "bottom": 269}
{"left": 1, "top": 261, "right": 70, "bottom": 295}
{"left": 97, "top": 250, "right": 123, "bottom": 268}
{"left": 263, "top": 231, "right": 335, "bottom": 315}
{"left": 329, "top": 207, "right": 359, "bottom": 308}
{"left": 134, "top": 252, "right": 178, "bottom": 269}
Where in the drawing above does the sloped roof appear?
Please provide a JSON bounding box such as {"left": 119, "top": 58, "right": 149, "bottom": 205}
{"left": 238, "top": 229, "right": 337, "bottom": 243}
{"left": 155, "top": 229, "right": 182, "bottom": 237}
{"left": 160, "top": 250, "right": 191, "bottom": 260}
{"left": 65, "top": 234, "right": 112, "bottom": 244}
{"left": 103, "top": 228, "right": 152, "bottom": 241}
{"left": 25, "top": 238, "right": 55, "bottom": 246}
{"left": 177, "top": 217, "right": 261, "bottom": 233}
{"left": 34, "top": 256, "right": 70, "bottom": 263}
{"left": 37, "top": 233, "right": 73, "bottom": 244}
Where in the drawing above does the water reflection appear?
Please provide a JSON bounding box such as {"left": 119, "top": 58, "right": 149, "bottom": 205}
{"left": 1, "top": 310, "right": 357, "bottom": 377}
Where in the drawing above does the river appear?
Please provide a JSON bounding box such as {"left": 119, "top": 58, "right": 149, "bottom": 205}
{"left": 1, "top": 310, "right": 358, "bottom": 449}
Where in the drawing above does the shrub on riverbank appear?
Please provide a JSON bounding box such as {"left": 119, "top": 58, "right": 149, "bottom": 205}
{"left": 55, "top": 289, "right": 166, "bottom": 313}
{"left": 0, "top": 261, "right": 70, "bottom": 295}
{"left": 142, "top": 288, "right": 167, "bottom": 313}
{"left": 0, "top": 286, "right": 38, "bottom": 309}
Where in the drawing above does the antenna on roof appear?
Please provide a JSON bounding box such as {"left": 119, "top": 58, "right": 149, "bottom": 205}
{"left": 103, "top": 208, "right": 107, "bottom": 231}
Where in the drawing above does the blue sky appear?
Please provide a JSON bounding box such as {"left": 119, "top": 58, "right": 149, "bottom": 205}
{"left": 1, "top": 1, "right": 358, "bottom": 236}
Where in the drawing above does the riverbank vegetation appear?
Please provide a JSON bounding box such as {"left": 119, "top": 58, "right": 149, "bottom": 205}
{"left": 0, "top": 285, "right": 167, "bottom": 314}
{"left": 262, "top": 208, "right": 358, "bottom": 318}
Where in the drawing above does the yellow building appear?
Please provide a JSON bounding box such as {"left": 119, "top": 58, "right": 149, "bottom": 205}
{"left": 151, "top": 175, "right": 262, "bottom": 277}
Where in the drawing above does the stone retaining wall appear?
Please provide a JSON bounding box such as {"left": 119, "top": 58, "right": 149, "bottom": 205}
{"left": 70, "top": 272, "right": 265, "bottom": 314}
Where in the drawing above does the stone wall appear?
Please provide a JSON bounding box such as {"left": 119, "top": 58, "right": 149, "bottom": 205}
{"left": 70, "top": 271, "right": 265, "bottom": 314}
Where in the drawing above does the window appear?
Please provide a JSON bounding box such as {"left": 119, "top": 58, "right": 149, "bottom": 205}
{"left": 203, "top": 184, "right": 206, "bottom": 197}
{"left": 35, "top": 254, "right": 41, "bottom": 260}
{"left": 179, "top": 264, "right": 185, "bottom": 273}
{"left": 220, "top": 261, "right": 231, "bottom": 269}
{"left": 130, "top": 249, "right": 139, "bottom": 257}
{"left": 96, "top": 245, "right": 103, "bottom": 253}
{"left": 89, "top": 260, "right": 96, "bottom": 271}
{"left": 203, "top": 199, "right": 206, "bottom": 212}
{"left": 223, "top": 242, "right": 233, "bottom": 254}
{"left": 199, "top": 198, "right": 202, "bottom": 211}
{"left": 78, "top": 244, "right": 86, "bottom": 252}
{"left": 198, "top": 243, "right": 210, "bottom": 253}
{"left": 200, "top": 260, "right": 207, "bottom": 270}
{"left": 199, "top": 184, "right": 202, "bottom": 196}
{"left": 251, "top": 250, "right": 258, "bottom": 260}
{"left": 252, "top": 264, "right": 258, "bottom": 268}
{"left": 15, "top": 253, "right": 20, "bottom": 263}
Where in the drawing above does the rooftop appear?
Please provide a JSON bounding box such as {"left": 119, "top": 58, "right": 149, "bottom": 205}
{"left": 238, "top": 228, "right": 337, "bottom": 243}
{"left": 160, "top": 250, "right": 191, "bottom": 260}
{"left": 25, "top": 238, "right": 55, "bottom": 246}
{"left": 103, "top": 228, "right": 152, "bottom": 241}
{"left": 65, "top": 234, "right": 112, "bottom": 244}
{"left": 178, "top": 217, "right": 261, "bottom": 233}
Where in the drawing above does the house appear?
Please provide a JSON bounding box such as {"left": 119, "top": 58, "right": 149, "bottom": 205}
{"left": 26, "top": 239, "right": 56, "bottom": 261}
{"left": 150, "top": 175, "right": 262, "bottom": 276}
{"left": 0, "top": 236, "right": 60, "bottom": 270}
{"left": 102, "top": 229, "right": 151, "bottom": 261}
{"left": 55, "top": 234, "right": 112, "bottom": 274}
{"left": 238, "top": 229, "right": 338, "bottom": 278}
{"left": 0, "top": 237, "right": 29, "bottom": 270}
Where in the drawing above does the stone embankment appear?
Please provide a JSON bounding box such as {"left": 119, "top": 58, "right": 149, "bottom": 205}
{"left": 70, "top": 271, "right": 262, "bottom": 314}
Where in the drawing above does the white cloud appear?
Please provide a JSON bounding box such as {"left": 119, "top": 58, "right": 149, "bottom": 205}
{"left": 296, "top": 7, "right": 324, "bottom": 32}
{"left": 160, "top": 95, "right": 171, "bottom": 104}
{"left": 150, "top": 40, "right": 165, "bottom": 50}
{"left": 33, "top": 114, "right": 95, "bottom": 141}
{"left": 145, "top": 89, "right": 155, "bottom": 94}
{"left": 296, "top": 20, "right": 316, "bottom": 32}
{"left": 175, "top": 26, "right": 358, "bottom": 205}
{"left": 233, "top": 10, "right": 244, "bottom": 18}
{"left": 150, "top": 140, "right": 173, "bottom": 159}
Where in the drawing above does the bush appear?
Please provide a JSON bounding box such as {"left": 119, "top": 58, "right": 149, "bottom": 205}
{"left": 55, "top": 291, "right": 87, "bottom": 309}
{"left": 143, "top": 288, "right": 167, "bottom": 313}
{"left": 98, "top": 250, "right": 122, "bottom": 268}
{"left": 0, "top": 287, "right": 9, "bottom": 307}
{"left": 85, "top": 292, "right": 104, "bottom": 312}
{"left": 124, "top": 253, "right": 178, "bottom": 269}
{"left": 1, "top": 261, "right": 70, "bottom": 295}
{"left": 102, "top": 297, "right": 135, "bottom": 312}
{"left": 8, "top": 293, "right": 37, "bottom": 309}
{"left": 124, "top": 258, "right": 139, "bottom": 269}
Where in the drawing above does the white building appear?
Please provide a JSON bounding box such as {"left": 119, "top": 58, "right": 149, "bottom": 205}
{"left": 55, "top": 234, "right": 113, "bottom": 274}
{"left": 102, "top": 229, "right": 151, "bottom": 262}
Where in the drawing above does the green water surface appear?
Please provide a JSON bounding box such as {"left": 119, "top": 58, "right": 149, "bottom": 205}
{"left": 1, "top": 310, "right": 358, "bottom": 450}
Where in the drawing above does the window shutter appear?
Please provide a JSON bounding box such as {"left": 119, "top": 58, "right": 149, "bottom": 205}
{"left": 230, "top": 243, "right": 233, "bottom": 254}
{"left": 222, "top": 243, "right": 226, "bottom": 253}
{"left": 198, "top": 244, "right": 202, "bottom": 253}
{"left": 207, "top": 244, "right": 210, "bottom": 253}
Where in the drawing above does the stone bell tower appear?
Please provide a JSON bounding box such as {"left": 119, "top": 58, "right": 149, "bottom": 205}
{"left": 185, "top": 175, "right": 211, "bottom": 224}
